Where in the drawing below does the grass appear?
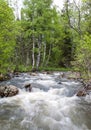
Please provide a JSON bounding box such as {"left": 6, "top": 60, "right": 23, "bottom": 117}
{"left": 9, "top": 64, "right": 73, "bottom": 73}
{"left": 39, "top": 67, "right": 72, "bottom": 72}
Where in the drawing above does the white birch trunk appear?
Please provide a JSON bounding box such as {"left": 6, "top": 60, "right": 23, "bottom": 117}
{"left": 36, "top": 47, "right": 41, "bottom": 69}
{"left": 32, "top": 35, "right": 35, "bottom": 69}
{"left": 36, "top": 35, "right": 43, "bottom": 69}
{"left": 42, "top": 42, "right": 46, "bottom": 67}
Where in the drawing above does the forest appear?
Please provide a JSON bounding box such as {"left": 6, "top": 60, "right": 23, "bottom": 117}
{"left": 0, "top": 0, "right": 91, "bottom": 78}
{"left": 0, "top": 1, "right": 91, "bottom": 129}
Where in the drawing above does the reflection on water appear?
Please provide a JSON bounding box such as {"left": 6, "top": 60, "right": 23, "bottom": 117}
{"left": 0, "top": 72, "right": 91, "bottom": 130}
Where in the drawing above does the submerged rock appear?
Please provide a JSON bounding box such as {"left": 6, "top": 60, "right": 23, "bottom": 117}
{"left": 0, "top": 85, "right": 19, "bottom": 98}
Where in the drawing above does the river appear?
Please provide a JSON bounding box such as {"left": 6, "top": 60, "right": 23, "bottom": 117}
{"left": 0, "top": 72, "right": 91, "bottom": 130}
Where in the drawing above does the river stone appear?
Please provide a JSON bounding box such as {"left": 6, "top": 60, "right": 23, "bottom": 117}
{"left": 42, "top": 71, "right": 47, "bottom": 74}
{"left": 24, "top": 83, "right": 32, "bottom": 92}
{"left": 0, "top": 85, "right": 19, "bottom": 98}
{"left": 87, "top": 86, "right": 91, "bottom": 90}
{"left": 0, "top": 73, "right": 12, "bottom": 81}
{"left": 30, "top": 73, "right": 37, "bottom": 76}
{"left": 76, "top": 89, "right": 87, "bottom": 96}
{"left": 0, "top": 74, "right": 4, "bottom": 81}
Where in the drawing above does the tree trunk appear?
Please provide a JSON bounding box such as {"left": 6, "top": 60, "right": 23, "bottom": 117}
{"left": 36, "top": 47, "right": 41, "bottom": 70}
{"left": 42, "top": 42, "right": 46, "bottom": 67}
{"left": 32, "top": 35, "right": 35, "bottom": 69}
{"left": 26, "top": 50, "right": 30, "bottom": 66}
{"left": 45, "top": 44, "right": 51, "bottom": 67}
{"left": 36, "top": 35, "right": 42, "bottom": 70}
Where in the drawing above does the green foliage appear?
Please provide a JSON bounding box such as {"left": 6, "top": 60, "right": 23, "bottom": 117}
{"left": 73, "top": 34, "right": 91, "bottom": 78}
{"left": 71, "top": 0, "right": 91, "bottom": 78}
{"left": 39, "top": 67, "right": 71, "bottom": 72}
{"left": 2, "top": 0, "right": 91, "bottom": 75}
{"left": 0, "top": 0, "right": 16, "bottom": 73}
{"left": 20, "top": 0, "right": 64, "bottom": 69}
{"left": 17, "top": 65, "right": 32, "bottom": 72}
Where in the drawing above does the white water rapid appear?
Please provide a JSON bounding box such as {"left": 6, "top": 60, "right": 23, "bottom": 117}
{"left": 0, "top": 72, "right": 91, "bottom": 130}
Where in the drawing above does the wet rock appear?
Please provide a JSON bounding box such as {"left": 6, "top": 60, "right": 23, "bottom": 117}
{"left": 41, "top": 71, "right": 52, "bottom": 74}
{"left": 31, "top": 68, "right": 38, "bottom": 72}
{"left": 13, "top": 72, "right": 20, "bottom": 77}
{"left": 0, "top": 85, "right": 19, "bottom": 98}
{"left": 86, "top": 86, "right": 91, "bottom": 90}
{"left": 46, "top": 71, "right": 52, "bottom": 74}
{"left": 76, "top": 84, "right": 91, "bottom": 97}
{"left": 24, "top": 83, "right": 32, "bottom": 92}
{"left": 0, "top": 70, "right": 17, "bottom": 82}
{"left": 76, "top": 89, "right": 87, "bottom": 96}
{"left": 0, "top": 74, "right": 4, "bottom": 81}
{"left": 42, "top": 71, "right": 47, "bottom": 74}
{"left": 30, "top": 73, "right": 37, "bottom": 76}
{"left": 0, "top": 73, "right": 12, "bottom": 81}
{"left": 4, "top": 73, "right": 12, "bottom": 80}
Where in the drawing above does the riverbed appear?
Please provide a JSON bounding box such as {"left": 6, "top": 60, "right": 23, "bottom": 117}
{"left": 0, "top": 72, "right": 91, "bottom": 130}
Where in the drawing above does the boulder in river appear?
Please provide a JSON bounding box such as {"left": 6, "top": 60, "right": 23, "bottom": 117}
{"left": 0, "top": 85, "right": 19, "bottom": 98}
{"left": 24, "top": 83, "right": 32, "bottom": 92}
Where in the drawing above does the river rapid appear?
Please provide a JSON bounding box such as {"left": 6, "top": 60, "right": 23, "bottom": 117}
{"left": 0, "top": 72, "right": 91, "bottom": 130}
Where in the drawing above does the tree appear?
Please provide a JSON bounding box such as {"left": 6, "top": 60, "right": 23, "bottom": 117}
{"left": 74, "top": 34, "right": 91, "bottom": 78}
{"left": 20, "top": 0, "right": 64, "bottom": 69}
{"left": 73, "top": 0, "right": 91, "bottom": 78}
{"left": 60, "top": 0, "right": 75, "bottom": 67}
{"left": 0, "top": 0, "right": 16, "bottom": 73}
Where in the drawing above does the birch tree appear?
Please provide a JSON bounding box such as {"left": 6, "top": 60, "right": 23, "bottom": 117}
{"left": 22, "top": 0, "right": 62, "bottom": 69}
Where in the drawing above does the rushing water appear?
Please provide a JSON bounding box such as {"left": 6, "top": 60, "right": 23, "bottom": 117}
{"left": 0, "top": 72, "right": 91, "bottom": 130}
